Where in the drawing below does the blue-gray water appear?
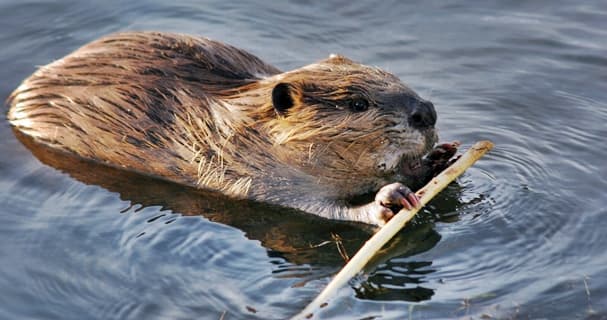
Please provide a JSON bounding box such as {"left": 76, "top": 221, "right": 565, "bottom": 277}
{"left": 1, "top": 1, "right": 606, "bottom": 319}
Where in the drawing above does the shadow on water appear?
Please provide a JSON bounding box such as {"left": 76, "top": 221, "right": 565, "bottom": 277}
{"left": 14, "top": 129, "right": 466, "bottom": 303}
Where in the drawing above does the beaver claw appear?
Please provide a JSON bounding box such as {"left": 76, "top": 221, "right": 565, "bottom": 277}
{"left": 424, "top": 141, "right": 460, "bottom": 177}
{"left": 371, "top": 182, "right": 420, "bottom": 225}
{"left": 400, "top": 141, "right": 460, "bottom": 190}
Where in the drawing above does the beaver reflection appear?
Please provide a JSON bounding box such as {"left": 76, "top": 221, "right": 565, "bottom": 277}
{"left": 15, "top": 129, "right": 465, "bottom": 302}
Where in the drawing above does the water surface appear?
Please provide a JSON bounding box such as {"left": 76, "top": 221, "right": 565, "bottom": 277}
{"left": 1, "top": 1, "right": 606, "bottom": 319}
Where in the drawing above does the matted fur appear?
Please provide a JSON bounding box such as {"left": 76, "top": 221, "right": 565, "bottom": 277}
{"left": 7, "top": 32, "right": 438, "bottom": 224}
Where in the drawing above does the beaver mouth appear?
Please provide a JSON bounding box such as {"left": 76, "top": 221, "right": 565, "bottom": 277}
{"left": 394, "top": 129, "right": 437, "bottom": 178}
{"left": 398, "top": 156, "right": 424, "bottom": 177}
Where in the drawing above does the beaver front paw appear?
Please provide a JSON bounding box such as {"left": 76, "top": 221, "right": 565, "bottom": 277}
{"left": 424, "top": 141, "right": 460, "bottom": 176}
{"left": 371, "top": 182, "right": 420, "bottom": 225}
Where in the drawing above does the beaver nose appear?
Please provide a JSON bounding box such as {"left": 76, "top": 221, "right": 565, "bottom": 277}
{"left": 409, "top": 100, "right": 436, "bottom": 129}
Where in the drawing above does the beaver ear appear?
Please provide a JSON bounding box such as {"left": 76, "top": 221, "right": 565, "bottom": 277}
{"left": 272, "top": 83, "right": 294, "bottom": 114}
{"left": 327, "top": 54, "right": 355, "bottom": 65}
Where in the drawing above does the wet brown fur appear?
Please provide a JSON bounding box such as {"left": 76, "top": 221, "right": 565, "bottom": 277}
{"left": 7, "top": 32, "right": 437, "bottom": 224}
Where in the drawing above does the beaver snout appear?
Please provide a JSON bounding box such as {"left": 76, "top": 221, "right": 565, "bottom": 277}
{"left": 408, "top": 100, "right": 437, "bottom": 129}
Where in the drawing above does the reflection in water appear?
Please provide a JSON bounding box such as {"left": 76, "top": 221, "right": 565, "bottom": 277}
{"left": 357, "top": 261, "right": 436, "bottom": 302}
{"left": 356, "top": 224, "right": 441, "bottom": 302}
{"left": 15, "top": 129, "right": 463, "bottom": 303}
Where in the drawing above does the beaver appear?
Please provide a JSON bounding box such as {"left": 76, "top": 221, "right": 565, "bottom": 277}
{"left": 7, "top": 31, "right": 456, "bottom": 226}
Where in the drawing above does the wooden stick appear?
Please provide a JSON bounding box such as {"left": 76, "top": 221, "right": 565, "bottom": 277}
{"left": 292, "top": 140, "right": 494, "bottom": 320}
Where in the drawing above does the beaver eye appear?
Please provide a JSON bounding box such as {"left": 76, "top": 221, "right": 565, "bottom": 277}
{"left": 349, "top": 98, "right": 369, "bottom": 112}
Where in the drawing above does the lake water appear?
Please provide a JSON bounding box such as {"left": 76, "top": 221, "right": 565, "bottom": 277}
{"left": 1, "top": 1, "right": 606, "bottom": 319}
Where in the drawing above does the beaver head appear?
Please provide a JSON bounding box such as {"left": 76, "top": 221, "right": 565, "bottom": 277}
{"left": 241, "top": 54, "right": 438, "bottom": 197}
